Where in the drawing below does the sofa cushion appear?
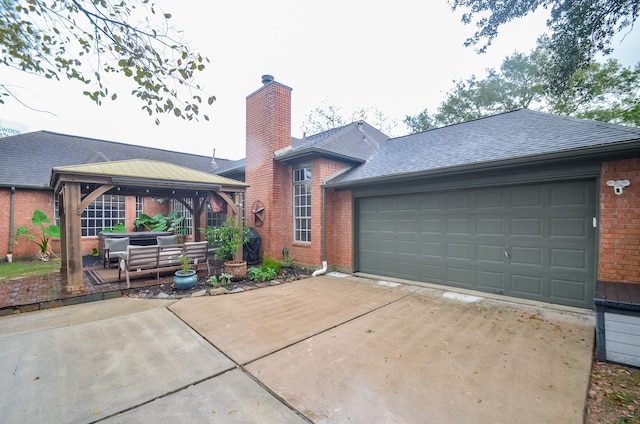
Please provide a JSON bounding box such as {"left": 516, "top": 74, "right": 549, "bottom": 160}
{"left": 157, "top": 235, "right": 179, "bottom": 245}
{"left": 105, "top": 237, "right": 130, "bottom": 252}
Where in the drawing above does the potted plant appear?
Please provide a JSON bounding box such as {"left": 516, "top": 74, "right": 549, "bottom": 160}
{"left": 174, "top": 254, "right": 197, "bottom": 290}
{"left": 202, "top": 217, "right": 250, "bottom": 280}
{"left": 16, "top": 209, "right": 61, "bottom": 261}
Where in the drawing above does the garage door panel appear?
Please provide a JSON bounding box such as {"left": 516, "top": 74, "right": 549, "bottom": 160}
{"left": 551, "top": 278, "right": 588, "bottom": 304}
{"left": 421, "top": 264, "right": 443, "bottom": 280}
{"left": 421, "top": 242, "right": 443, "bottom": 258}
{"left": 447, "top": 243, "right": 471, "bottom": 259}
{"left": 420, "top": 218, "right": 442, "bottom": 233}
{"left": 511, "top": 274, "right": 543, "bottom": 296}
{"left": 447, "top": 267, "right": 472, "bottom": 286}
{"left": 446, "top": 191, "right": 472, "bottom": 209}
{"left": 511, "top": 218, "right": 542, "bottom": 236}
{"left": 551, "top": 218, "right": 587, "bottom": 237}
{"left": 477, "top": 218, "right": 503, "bottom": 235}
{"left": 551, "top": 248, "right": 586, "bottom": 269}
{"left": 510, "top": 186, "right": 543, "bottom": 208}
{"left": 477, "top": 190, "right": 504, "bottom": 208}
{"left": 476, "top": 244, "right": 504, "bottom": 262}
{"left": 358, "top": 180, "right": 596, "bottom": 308}
{"left": 447, "top": 218, "right": 471, "bottom": 234}
{"left": 550, "top": 183, "right": 588, "bottom": 206}
{"left": 477, "top": 270, "right": 504, "bottom": 290}
{"left": 510, "top": 247, "right": 542, "bottom": 266}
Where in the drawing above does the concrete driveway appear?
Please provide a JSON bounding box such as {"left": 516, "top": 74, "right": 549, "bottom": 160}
{"left": 0, "top": 275, "right": 594, "bottom": 423}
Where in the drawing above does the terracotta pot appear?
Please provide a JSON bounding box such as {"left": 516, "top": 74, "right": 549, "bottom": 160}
{"left": 224, "top": 260, "right": 247, "bottom": 281}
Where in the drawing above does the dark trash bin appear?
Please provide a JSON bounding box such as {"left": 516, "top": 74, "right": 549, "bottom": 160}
{"left": 243, "top": 227, "right": 261, "bottom": 265}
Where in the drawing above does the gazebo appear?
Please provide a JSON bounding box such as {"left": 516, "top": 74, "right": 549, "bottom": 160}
{"left": 50, "top": 159, "right": 248, "bottom": 294}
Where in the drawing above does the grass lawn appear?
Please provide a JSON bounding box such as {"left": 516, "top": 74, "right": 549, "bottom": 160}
{"left": 0, "top": 258, "right": 61, "bottom": 281}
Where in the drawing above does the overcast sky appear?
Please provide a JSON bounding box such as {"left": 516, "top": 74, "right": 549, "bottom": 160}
{"left": 3, "top": 0, "right": 639, "bottom": 160}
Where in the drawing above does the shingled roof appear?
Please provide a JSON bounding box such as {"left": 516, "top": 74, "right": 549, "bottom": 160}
{"left": 0, "top": 131, "right": 225, "bottom": 189}
{"left": 328, "top": 109, "right": 640, "bottom": 187}
{"left": 274, "top": 121, "right": 388, "bottom": 163}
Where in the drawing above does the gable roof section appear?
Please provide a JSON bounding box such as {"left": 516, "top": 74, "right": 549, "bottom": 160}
{"left": 212, "top": 158, "right": 246, "bottom": 177}
{"left": 275, "top": 121, "right": 388, "bottom": 163}
{"left": 328, "top": 110, "right": 640, "bottom": 187}
{"left": 0, "top": 130, "right": 225, "bottom": 189}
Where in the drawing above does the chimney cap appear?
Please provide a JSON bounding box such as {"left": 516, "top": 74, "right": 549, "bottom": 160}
{"left": 262, "top": 74, "right": 274, "bottom": 85}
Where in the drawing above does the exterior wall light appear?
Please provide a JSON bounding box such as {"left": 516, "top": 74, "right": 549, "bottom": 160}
{"left": 606, "top": 179, "right": 630, "bottom": 195}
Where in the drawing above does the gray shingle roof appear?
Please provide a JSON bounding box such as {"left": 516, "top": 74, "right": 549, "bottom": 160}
{"left": 275, "top": 121, "right": 388, "bottom": 163}
{"left": 0, "top": 131, "right": 227, "bottom": 189}
{"left": 329, "top": 110, "right": 640, "bottom": 186}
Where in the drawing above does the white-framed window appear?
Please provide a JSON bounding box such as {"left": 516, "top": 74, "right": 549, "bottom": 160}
{"left": 54, "top": 193, "right": 60, "bottom": 226}
{"left": 135, "top": 196, "right": 144, "bottom": 218}
{"left": 174, "top": 198, "right": 193, "bottom": 235}
{"left": 293, "top": 166, "right": 311, "bottom": 242}
{"left": 81, "top": 195, "right": 126, "bottom": 236}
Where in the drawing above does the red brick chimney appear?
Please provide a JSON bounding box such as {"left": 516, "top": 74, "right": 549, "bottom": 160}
{"left": 245, "top": 75, "right": 293, "bottom": 260}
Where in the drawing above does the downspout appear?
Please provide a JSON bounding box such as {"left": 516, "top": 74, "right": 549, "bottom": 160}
{"left": 9, "top": 186, "right": 16, "bottom": 257}
{"left": 312, "top": 166, "right": 353, "bottom": 277}
{"left": 312, "top": 184, "right": 328, "bottom": 276}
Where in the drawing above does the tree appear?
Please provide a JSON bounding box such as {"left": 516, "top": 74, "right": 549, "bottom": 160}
{"left": 450, "top": 0, "right": 639, "bottom": 93}
{"left": 548, "top": 59, "right": 640, "bottom": 125}
{"left": 403, "top": 45, "right": 640, "bottom": 133}
{"left": 1, "top": 0, "right": 215, "bottom": 123}
{"left": 301, "top": 99, "right": 398, "bottom": 136}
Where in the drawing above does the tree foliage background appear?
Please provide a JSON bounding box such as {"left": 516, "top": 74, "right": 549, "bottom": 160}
{"left": 404, "top": 37, "right": 640, "bottom": 133}
{"left": 450, "top": 0, "right": 639, "bottom": 93}
{"left": 1, "top": 0, "right": 215, "bottom": 123}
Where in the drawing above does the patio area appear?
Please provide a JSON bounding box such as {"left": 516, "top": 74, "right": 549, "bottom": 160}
{"left": 0, "top": 256, "right": 211, "bottom": 314}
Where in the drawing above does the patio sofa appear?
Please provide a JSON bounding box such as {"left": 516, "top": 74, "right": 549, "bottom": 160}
{"left": 118, "top": 241, "right": 210, "bottom": 288}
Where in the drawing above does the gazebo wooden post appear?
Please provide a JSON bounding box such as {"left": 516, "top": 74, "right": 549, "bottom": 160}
{"left": 62, "top": 182, "right": 84, "bottom": 293}
{"left": 192, "top": 196, "right": 203, "bottom": 242}
{"left": 58, "top": 193, "right": 68, "bottom": 274}
{"left": 233, "top": 192, "right": 243, "bottom": 261}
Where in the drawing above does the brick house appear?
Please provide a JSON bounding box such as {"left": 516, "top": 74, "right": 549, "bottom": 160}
{"left": 2, "top": 74, "right": 640, "bottom": 309}
{"left": 228, "top": 75, "right": 640, "bottom": 310}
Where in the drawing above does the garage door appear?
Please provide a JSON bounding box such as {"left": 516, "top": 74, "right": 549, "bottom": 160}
{"left": 357, "top": 180, "right": 596, "bottom": 309}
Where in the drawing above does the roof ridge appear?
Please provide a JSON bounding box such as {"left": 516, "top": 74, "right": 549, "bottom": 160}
{"left": 33, "top": 130, "right": 220, "bottom": 160}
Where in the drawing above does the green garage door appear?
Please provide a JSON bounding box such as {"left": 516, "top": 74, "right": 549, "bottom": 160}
{"left": 358, "top": 180, "right": 596, "bottom": 308}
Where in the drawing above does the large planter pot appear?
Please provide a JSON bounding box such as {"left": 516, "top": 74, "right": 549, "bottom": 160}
{"left": 174, "top": 270, "right": 197, "bottom": 290}
{"left": 224, "top": 260, "right": 247, "bottom": 281}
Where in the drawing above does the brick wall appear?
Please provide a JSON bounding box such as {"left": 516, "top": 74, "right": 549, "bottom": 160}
{"left": 599, "top": 158, "right": 640, "bottom": 283}
{"left": 326, "top": 188, "right": 354, "bottom": 272}
{"left": 0, "top": 188, "right": 181, "bottom": 261}
{"left": 245, "top": 78, "right": 293, "bottom": 264}
{"left": 0, "top": 188, "right": 56, "bottom": 259}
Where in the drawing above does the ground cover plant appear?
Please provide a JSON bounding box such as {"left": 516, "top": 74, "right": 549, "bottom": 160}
{"left": 0, "top": 259, "right": 61, "bottom": 281}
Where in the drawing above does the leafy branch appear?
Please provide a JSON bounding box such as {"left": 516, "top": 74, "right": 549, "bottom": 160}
{"left": 0, "top": 0, "right": 215, "bottom": 123}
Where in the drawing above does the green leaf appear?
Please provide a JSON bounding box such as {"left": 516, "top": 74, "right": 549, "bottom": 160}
{"left": 31, "top": 209, "right": 51, "bottom": 226}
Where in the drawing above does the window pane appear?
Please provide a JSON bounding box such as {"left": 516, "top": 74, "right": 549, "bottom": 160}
{"left": 293, "top": 166, "right": 311, "bottom": 243}
{"left": 81, "top": 194, "right": 126, "bottom": 237}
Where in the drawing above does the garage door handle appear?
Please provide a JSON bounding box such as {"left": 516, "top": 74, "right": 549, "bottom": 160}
{"left": 504, "top": 250, "right": 510, "bottom": 259}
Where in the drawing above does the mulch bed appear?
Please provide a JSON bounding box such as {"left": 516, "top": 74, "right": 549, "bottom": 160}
{"left": 129, "top": 264, "right": 314, "bottom": 299}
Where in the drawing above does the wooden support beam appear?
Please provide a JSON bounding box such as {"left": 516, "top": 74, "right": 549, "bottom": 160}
{"left": 77, "top": 184, "right": 115, "bottom": 215}
{"left": 62, "top": 182, "right": 85, "bottom": 293}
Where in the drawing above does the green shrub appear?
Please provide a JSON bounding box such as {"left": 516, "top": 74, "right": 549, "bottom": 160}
{"left": 248, "top": 267, "right": 277, "bottom": 282}
{"left": 207, "top": 273, "right": 233, "bottom": 287}
{"left": 261, "top": 253, "right": 282, "bottom": 274}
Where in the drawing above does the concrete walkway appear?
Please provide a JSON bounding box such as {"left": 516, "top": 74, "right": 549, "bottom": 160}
{"left": 0, "top": 275, "right": 595, "bottom": 423}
